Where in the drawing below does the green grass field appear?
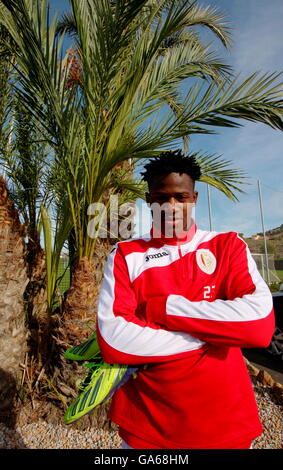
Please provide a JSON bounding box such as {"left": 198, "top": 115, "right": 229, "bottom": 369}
{"left": 51, "top": 259, "right": 70, "bottom": 312}
{"left": 57, "top": 259, "right": 70, "bottom": 293}
{"left": 258, "top": 269, "right": 283, "bottom": 282}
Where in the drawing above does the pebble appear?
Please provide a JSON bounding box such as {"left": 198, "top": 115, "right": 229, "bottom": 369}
{"left": 0, "top": 381, "right": 281, "bottom": 449}
{"left": 0, "top": 422, "right": 122, "bottom": 449}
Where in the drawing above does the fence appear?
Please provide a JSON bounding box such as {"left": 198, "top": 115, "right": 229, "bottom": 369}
{"left": 57, "top": 255, "right": 70, "bottom": 294}
{"left": 251, "top": 253, "right": 281, "bottom": 283}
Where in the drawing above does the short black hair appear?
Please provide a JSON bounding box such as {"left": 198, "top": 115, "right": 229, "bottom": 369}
{"left": 141, "top": 149, "right": 202, "bottom": 188}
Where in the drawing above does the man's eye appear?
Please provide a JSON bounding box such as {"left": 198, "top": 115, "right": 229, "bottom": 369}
{"left": 156, "top": 197, "right": 168, "bottom": 202}
{"left": 179, "top": 195, "right": 195, "bottom": 202}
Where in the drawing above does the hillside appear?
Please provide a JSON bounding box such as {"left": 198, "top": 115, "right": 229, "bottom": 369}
{"left": 243, "top": 223, "right": 283, "bottom": 259}
{"left": 243, "top": 237, "right": 283, "bottom": 259}
{"left": 254, "top": 223, "right": 283, "bottom": 240}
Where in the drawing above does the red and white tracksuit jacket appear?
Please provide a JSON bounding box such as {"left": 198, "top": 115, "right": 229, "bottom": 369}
{"left": 96, "top": 222, "right": 275, "bottom": 449}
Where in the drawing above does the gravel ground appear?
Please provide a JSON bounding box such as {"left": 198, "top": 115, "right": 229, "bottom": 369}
{"left": 0, "top": 381, "right": 282, "bottom": 449}
{"left": 252, "top": 383, "right": 282, "bottom": 449}
{"left": 0, "top": 422, "right": 122, "bottom": 449}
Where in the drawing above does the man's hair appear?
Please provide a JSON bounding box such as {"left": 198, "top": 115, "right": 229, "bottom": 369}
{"left": 141, "top": 149, "right": 202, "bottom": 188}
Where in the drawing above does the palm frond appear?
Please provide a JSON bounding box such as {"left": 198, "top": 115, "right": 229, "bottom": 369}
{"left": 180, "top": 1, "right": 233, "bottom": 48}
{"left": 194, "top": 151, "right": 249, "bottom": 202}
{"left": 55, "top": 12, "right": 77, "bottom": 38}
{"left": 181, "top": 71, "right": 283, "bottom": 131}
{"left": 110, "top": 177, "right": 147, "bottom": 201}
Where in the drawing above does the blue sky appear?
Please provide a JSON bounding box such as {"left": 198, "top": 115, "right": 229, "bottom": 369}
{"left": 50, "top": 0, "right": 283, "bottom": 238}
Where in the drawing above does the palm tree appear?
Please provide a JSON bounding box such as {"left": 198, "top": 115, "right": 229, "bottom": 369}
{"left": 0, "top": 23, "right": 32, "bottom": 414}
{"left": 2, "top": 105, "right": 54, "bottom": 368}
{"left": 1, "top": 0, "right": 283, "bottom": 409}
{"left": 0, "top": 20, "right": 50, "bottom": 378}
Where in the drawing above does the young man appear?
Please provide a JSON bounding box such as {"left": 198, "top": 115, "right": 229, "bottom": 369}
{"left": 96, "top": 150, "right": 275, "bottom": 449}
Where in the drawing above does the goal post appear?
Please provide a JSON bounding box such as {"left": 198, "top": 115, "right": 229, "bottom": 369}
{"left": 251, "top": 253, "right": 281, "bottom": 283}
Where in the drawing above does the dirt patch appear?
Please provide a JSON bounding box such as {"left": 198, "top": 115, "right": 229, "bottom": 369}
{"left": 4, "top": 396, "right": 118, "bottom": 433}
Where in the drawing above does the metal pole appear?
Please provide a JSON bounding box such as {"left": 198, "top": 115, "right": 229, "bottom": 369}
{"left": 257, "top": 179, "right": 270, "bottom": 284}
{"left": 207, "top": 184, "right": 213, "bottom": 231}
{"left": 261, "top": 254, "right": 265, "bottom": 281}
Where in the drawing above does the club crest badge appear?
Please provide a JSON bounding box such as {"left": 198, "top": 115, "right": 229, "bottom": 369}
{"left": 196, "top": 249, "right": 216, "bottom": 274}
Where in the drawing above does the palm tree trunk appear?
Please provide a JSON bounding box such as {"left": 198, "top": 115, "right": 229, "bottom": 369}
{"left": 24, "top": 237, "right": 49, "bottom": 369}
{"left": 0, "top": 176, "right": 28, "bottom": 416}
{"left": 62, "top": 256, "right": 99, "bottom": 344}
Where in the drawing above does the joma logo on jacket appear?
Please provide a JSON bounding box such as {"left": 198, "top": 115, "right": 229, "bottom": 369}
{"left": 145, "top": 251, "right": 169, "bottom": 262}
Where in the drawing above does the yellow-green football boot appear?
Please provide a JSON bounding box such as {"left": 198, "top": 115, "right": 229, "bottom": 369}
{"left": 64, "top": 362, "right": 138, "bottom": 425}
{"left": 64, "top": 332, "right": 100, "bottom": 361}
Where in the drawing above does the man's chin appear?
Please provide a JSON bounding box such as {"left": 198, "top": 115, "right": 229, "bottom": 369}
{"left": 152, "top": 220, "right": 190, "bottom": 238}
{"left": 162, "top": 223, "right": 185, "bottom": 238}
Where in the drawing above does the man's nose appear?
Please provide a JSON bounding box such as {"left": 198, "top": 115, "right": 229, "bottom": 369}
{"left": 164, "top": 198, "right": 178, "bottom": 214}
{"left": 168, "top": 197, "right": 176, "bottom": 206}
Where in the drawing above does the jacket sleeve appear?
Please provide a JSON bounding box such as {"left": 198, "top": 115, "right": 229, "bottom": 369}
{"left": 146, "top": 233, "right": 275, "bottom": 348}
{"left": 96, "top": 243, "right": 206, "bottom": 365}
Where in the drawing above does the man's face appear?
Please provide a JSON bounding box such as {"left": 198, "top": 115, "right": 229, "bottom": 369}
{"left": 145, "top": 172, "right": 198, "bottom": 238}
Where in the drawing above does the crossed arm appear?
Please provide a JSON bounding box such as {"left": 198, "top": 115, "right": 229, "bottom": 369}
{"left": 96, "top": 234, "right": 275, "bottom": 365}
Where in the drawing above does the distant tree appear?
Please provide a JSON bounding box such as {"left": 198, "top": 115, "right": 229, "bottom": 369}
{"left": 260, "top": 241, "right": 276, "bottom": 256}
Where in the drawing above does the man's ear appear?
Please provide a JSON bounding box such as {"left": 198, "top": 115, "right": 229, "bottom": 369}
{"left": 193, "top": 191, "right": 198, "bottom": 204}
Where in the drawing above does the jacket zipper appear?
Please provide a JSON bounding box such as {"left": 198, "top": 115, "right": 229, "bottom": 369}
{"left": 178, "top": 245, "right": 186, "bottom": 279}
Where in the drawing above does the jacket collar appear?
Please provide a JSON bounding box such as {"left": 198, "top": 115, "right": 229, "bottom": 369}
{"left": 150, "top": 219, "right": 197, "bottom": 246}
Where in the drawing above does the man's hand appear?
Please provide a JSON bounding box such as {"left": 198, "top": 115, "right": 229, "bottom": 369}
{"left": 135, "top": 299, "right": 166, "bottom": 329}
{"left": 135, "top": 301, "right": 147, "bottom": 321}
